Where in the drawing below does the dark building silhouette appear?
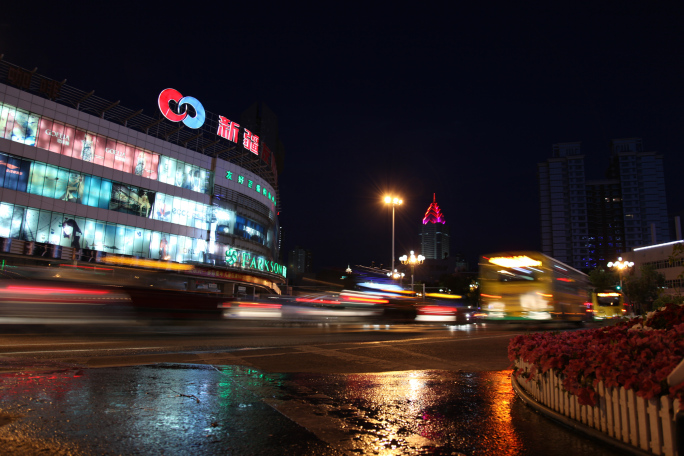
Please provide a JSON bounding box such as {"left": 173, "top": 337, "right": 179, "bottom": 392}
{"left": 538, "top": 138, "right": 670, "bottom": 270}
{"left": 288, "top": 246, "right": 313, "bottom": 275}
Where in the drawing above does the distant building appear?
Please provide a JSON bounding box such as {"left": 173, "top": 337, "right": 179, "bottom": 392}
{"left": 420, "top": 194, "right": 450, "bottom": 260}
{"left": 538, "top": 138, "right": 671, "bottom": 270}
{"left": 288, "top": 246, "right": 313, "bottom": 275}
{"left": 623, "top": 239, "right": 684, "bottom": 297}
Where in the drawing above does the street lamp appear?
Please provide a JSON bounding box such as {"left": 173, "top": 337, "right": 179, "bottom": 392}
{"left": 386, "top": 269, "right": 405, "bottom": 282}
{"left": 384, "top": 195, "right": 403, "bottom": 274}
{"left": 399, "top": 250, "right": 425, "bottom": 291}
{"left": 607, "top": 257, "right": 634, "bottom": 290}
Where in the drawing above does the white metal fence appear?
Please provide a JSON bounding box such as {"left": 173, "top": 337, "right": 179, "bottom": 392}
{"left": 514, "top": 359, "right": 681, "bottom": 456}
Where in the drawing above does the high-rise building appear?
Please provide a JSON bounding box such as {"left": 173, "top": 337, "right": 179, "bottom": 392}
{"left": 288, "top": 246, "right": 313, "bottom": 275}
{"left": 538, "top": 142, "right": 588, "bottom": 267}
{"left": 420, "top": 194, "right": 450, "bottom": 260}
{"left": 538, "top": 138, "right": 670, "bottom": 270}
{"left": 606, "top": 138, "right": 670, "bottom": 250}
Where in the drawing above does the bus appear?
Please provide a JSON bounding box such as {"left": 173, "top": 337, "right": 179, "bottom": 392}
{"left": 590, "top": 291, "right": 627, "bottom": 319}
{"left": 479, "top": 251, "right": 591, "bottom": 322}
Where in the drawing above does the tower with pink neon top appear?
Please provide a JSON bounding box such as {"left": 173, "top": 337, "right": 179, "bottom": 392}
{"left": 420, "top": 194, "right": 450, "bottom": 260}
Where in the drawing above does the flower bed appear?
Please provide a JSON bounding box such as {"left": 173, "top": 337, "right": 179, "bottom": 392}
{"left": 508, "top": 303, "right": 684, "bottom": 409}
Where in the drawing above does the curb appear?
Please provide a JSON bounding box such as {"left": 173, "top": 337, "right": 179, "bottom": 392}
{"left": 511, "top": 375, "right": 654, "bottom": 456}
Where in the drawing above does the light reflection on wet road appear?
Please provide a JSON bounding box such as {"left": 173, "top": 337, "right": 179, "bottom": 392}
{"left": 0, "top": 364, "right": 625, "bottom": 455}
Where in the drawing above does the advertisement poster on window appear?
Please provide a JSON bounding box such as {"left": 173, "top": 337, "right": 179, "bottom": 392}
{"left": 133, "top": 149, "right": 159, "bottom": 180}
{"left": 0, "top": 154, "right": 30, "bottom": 192}
{"left": 59, "top": 172, "right": 86, "bottom": 203}
{"left": 37, "top": 118, "right": 75, "bottom": 156}
{"left": 0, "top": 105, "right": 38, "bottom": 146}
{"left": 73, "top": 130, "right": 106, "bottom": 166}
{"left": 110, "top": 184, "right": 156, "bottom": 217}
{"left": 151, "top": 193, "right": 172, "bottom": 222}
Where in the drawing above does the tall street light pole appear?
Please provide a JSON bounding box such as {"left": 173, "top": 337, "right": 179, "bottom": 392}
{"left": 607, "top": 256, "right": 634, "bottom": 290}
{"left": 384, "top": 195, "right": 402, "bottom": 275}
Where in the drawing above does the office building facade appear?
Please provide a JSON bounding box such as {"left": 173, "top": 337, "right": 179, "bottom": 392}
{"left": 538, "top": 138, "right": 670, "bottom": 270}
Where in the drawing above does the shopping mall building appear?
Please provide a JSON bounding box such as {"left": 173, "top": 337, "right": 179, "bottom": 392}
{"left": 0, "top": 60, "right": 285, "bottom": 294}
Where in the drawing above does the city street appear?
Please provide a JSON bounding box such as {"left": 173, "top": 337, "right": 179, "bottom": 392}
{"left": 0, "top": 323, "right": 625, "bottom": 455}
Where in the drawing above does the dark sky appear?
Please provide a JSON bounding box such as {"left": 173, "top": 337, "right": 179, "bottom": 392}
{"left": 3, "top": 2, "right": 683, "bottom": 270}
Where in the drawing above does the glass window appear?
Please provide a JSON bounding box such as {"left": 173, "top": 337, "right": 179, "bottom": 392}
{"left": 132, "top": 227, "right": 145, "bottom": 256}
{"left": 92, "top": 221, "right": 105, "bottom": 251}
{"left": 153, "top": 193, "right": 171, "bottom": 223}
{"left": 104, "top": 223, "right": 116, "bottom": 253}
{"left": 83, "top": 175, "right": 100, "bottom": 207}
{"left": 36, "top": 210, "right": 51, "bottom": 244}
{"left": 115, "top": 225, "right": 127, "bottom": 254}
{"left": 54, "top": 168, "right": 69, "bottom": 201}
{"left": 99, "top": 179, "right": 112, "bottom": 209}
{"left": 22, "top": 207, "right": 39, "bottom": 242}
{"left": 0, "top": 202, "right": 13, "bottom": 237}
{"left": 158, "top": 156, "right": 176, "bottom": 186}
{"left": 0, "top": 153, "right": 7, "bottom": 189}
{"left": 46, "top": 121, "right": 67, "bottom": 155}
{"left": 141, "top": 229, "right": 151, "bottom": 258}
{"left": 41, "top": 164, "right": 58, "bottom": 198}
{"left": 168, "top": 234, "right": 178, "bottom": 262}
{"left": 10, "top": 110, "right": 38, "bottom": 146}
{"left": 10, "top": 205, "right": 25, "bottom": 238}
{"left": 49, "top": 212, "right": 64, "bottom": 245}
{"left": 3, "top": 155, "right": 22, "bottom": 191}
{"left": 121, "top": 144, "right": 135, "bottom": 174}
{"left": 123, "top": 226, "right": 135, "bottom": 256}
{"left": 27, "top": 161, "right": 45, "bottom": 195}
{"left": 158, "top": 233, "right": 170, "bottom": 260}
{"left": 104, "top": 138, "right": 118, "bottom": 169}
{"left": 83, "top": 219, "right": 96, "bottom": 250}
{"left": 69, "top": 217, "right": 86, "bottom": 249}
{"left": 149, "top": 231, "right": 161, "bottom": 259}
{"left": 0, "top": 104, "right": 15, "bottom": 139}
{"left": 62, "top": 172, "right": 85, "bottom": 203}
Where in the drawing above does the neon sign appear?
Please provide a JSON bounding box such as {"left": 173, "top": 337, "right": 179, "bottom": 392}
{"left": 225, "top": 247, "right": 286, "bottom": 277}
{"left": 158, "top": 88, "right": 206, "bottom": 129}
{"left": 217, "top": 116, "right": 240, "bottom": 142}
{"left": 157, "top": 90, "right": 262, "bottom": 155}
{"left": 225, "top": 171, "right": 276, "bottom": 205}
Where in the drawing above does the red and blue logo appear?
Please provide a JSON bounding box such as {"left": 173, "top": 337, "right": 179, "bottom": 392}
{"left": 158, "top": 88, "right": 206, "bottom": 129}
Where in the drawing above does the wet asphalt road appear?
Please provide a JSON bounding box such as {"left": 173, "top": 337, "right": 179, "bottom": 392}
{"left": 0, "top": 323, "right": 626, "bottom": 455}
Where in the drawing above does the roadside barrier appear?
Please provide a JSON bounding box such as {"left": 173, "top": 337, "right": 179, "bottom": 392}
{"left": 513, "top": 359, "right": 681, "bottom": 456}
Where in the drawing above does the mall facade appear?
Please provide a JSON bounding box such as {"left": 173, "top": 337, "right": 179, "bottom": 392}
{"left": 0, "top": 60, "right": 285, "bottom": 294}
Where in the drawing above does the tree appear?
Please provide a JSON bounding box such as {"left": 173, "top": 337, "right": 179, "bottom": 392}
{"left": 588, "top": 267, "right": 619, "bottom": 291}
{"left": 623, "top": 265, "right": 665, "bottom": 314}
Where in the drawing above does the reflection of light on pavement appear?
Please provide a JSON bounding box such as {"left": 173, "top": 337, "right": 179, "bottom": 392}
{"left": 480, "top": 370, "right": 524, "bottom": 454}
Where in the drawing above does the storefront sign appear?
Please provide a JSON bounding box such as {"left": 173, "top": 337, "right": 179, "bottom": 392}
{"left": 157, "top": 90, "right": 261, "bottom": 157}
{"left": 224, "top": 247, "right": 286, "bottom": 277}
{"left": 225, "top": 170, "right": 276, "bottom": 206}
{"left": 158, "top": 88, "right": 206, "bottom": 129}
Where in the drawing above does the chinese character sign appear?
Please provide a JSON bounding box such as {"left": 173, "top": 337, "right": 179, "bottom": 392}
{"left": 243, "top": 129, "right": 259, "bottom": 155}
{"left": 217, "top": 116, "right": 240, "bottom": 143}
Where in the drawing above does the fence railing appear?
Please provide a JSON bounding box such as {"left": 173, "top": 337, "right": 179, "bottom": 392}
{"left": 514, "top": 359, "right": 680, "bottom": 456}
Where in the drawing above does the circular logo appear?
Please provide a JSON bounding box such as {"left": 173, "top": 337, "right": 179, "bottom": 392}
{"left": 158, "top": 88, "right": 206, "bottom": 129}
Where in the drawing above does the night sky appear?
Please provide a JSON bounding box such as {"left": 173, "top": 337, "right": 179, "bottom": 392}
{"left": 3, "top": 3, "right": 683, "bottom": 271}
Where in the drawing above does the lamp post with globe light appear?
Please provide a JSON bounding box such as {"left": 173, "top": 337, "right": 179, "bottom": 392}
{"left": 399, "top": 250, "right": 425, "bottom": 292}
{"left": 607, "top": 257, "right": 634, "bottom": 291}
{"left": 387, "top": 270, "right": 405, "bottom": 283}
{"left": 384, "top": 195, "right": 402, "bottom": 274}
